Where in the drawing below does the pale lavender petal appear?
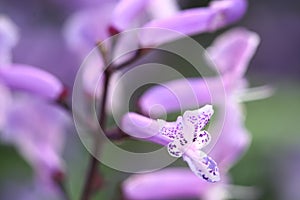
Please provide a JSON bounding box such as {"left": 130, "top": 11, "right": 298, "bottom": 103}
{"left": 209, "top": 101, "right": 251, "bottom": 170}
{"left": 194, "top": 130, "right": 211, "bottom": 150}
{"left": 123, "top": 168, "right": 212, "bottom": 200}
{"left": 3, "top": 95, "right": 71, "bottom": 179}
{"left": 139, "top": 77, "right": 227, "bottom": 117}
{"left": 0, "top": 15, "right": 19, "bottom": 65}
{"left": 184, "top": 149, "right": 220, "bottom": 183}
{"left": 0, "top": 64, "right": 64, "bottom": 100}
{"left": 121, "top": 112, "right": 172, "bottom": 145}
{"left": 110, "top": 0, "right": 150, "bottom": 32}
{"left": 63, "top": 4, "right": 115, "bottom": 56}
{"left": 183, "top": 105, "right": 214, "bottom": 141}
{"left": 148, "top": 0, "right": 179, "bottom": 20}
{"left": 207, "top": 27, "right": 260, "bottom": 78}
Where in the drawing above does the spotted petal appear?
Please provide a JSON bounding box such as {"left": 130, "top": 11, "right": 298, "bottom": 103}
{"left": 183, "top": 149, "right": 220, "bottom": 183}
{"left": 183, "top": 105, "right": 214, "bottom": 142}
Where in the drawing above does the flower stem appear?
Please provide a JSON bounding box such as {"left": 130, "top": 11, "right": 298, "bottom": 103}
{"left": 80, "top": 68, "right": 112, "bottom": 200}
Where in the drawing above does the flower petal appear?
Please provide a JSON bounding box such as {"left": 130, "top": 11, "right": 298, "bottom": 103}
{"left": 207, "top": 27, "right": 260, "bottom": 78}
{"left": 183, "top": 150, "right": 220, "bottom": 183}
{"left": 183, "top": 105, "right": 214, "bottom": 141}
{"left": 0, "top": 64, "right": 64, "bottom": 100}
{"left": 122, "top": 168, "right": 211, "bottom": 200}
{"left": 139, "top": 77, "right": 226, "bottom": 118}
{"left": 110, "top": 0, "right": 150, "bottom": 32}
{"left": 63, "top": 5, "right": 114, "bottom": 56}
{"left": 139, "top": 0, "right": 247, "bottom": 47}
{"left": 121, "top": 112, "right": 172, "bottom": 145}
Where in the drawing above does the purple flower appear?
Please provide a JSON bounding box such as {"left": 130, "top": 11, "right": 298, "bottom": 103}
{"left": 122, "top": 168, "right": 229, "bottom": 200}
{"left": 0, "top": 64, "right": 65, "bottom": 101}
{"left": 110, "top": 0, "right": 247, "bottom": 46}
{"left": 121, "top": 105, "right": 220, "bottom": 183}
{"left": 139, "top": 28, "right": 261, "bottom": 116}
{"left": 2, "top": 95, "right": 71, "bottom": 184}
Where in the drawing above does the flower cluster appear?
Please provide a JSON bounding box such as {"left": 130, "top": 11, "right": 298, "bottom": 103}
{"left": 0, "top": 0, "right": 269, "bottom": 200}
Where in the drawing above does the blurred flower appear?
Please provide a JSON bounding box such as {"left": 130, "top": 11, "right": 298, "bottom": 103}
{"left": 0, "top": 16, "right": 71, "bottom": 192}
{"left": 121, "top": 105, "right": 220, "bottom": 182}
{"left": 123, "top": 168, "right": 228, "bottom": 200}
{"left": 123, "top": 167, "right": 259, "bottom": 200}
{"left": 0, "top": 16, "right": 66, "bottom": 101}
{"left": 64, "top": 0, "right": 247, "bottom": 54}
{"left": 120, "top": 27, "right": 265, "bottom": 200}
{"left": 139, "top": 28, "right": 261, "bottom": 116}
{"left": 0, "top": 64, "right": 65, "bottom": 101}
{"left": 2, "top": 95, "right": 71, "bottom": 186}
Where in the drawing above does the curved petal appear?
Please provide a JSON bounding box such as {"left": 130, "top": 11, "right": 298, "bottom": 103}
{"left": 139, "top": 77, "right": 227, "bottom": 117}
{"left": 139, "top": 0, "right": 247, "bottom": 47}
{"left": 184, "top": 149, "right": 220, "bottom": 183}
{"left": 207, "top": 27, "right": 260, "bottom": 78}
{"left": 122, "top": 168, "right": 211, "bottom": 200}
{"left": 140, "top": 8, "right": 216, "bottom": 47}
{"left": 121, "top": 112, "right": 172, "bottom": 145}
{"left": 209, "top": 0, "right": 247, "bottom": 30}
{"left": 0, "top": 64, "right": 64, "bottom": 100}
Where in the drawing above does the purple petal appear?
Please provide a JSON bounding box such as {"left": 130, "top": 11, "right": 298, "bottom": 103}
{"left": 121, "top": 112, "right": 172, "bottom": 145}
{"left": 209, "top": 0, "right": 248, "bottom": 30}
{"left": 63, "top": 5, "right": 115, "bottom": 56}
{"left": 4, "top": 95, "right": 71, "bottom": 179}
{"left": 148, "top": 0, "right": 179, "bottom": 20}
{"left": 140, "top": 8, "right": 216, "bottom": 47}
{"left": 110, "top": 0, "right": 150, "bottom": 32}
{"left": 207, "top": 27, "right": 260, "bottom": 78}
{"left": 123, "top": 168, "right": 212, "bottom": 200}
{"left": 0, "top": 64, "right": 64, "bottom": 100}
{"left": 209, "top": 102, "right": 251, "bottom": 170}
{"left": 139, "top": 77, "right": 227, "bottom": 117}
{"left": 139, "top": 0, "right": 247, "bottom": 47}
{"left": 0, "top": 15, "right": 19, "bottom": 65}
{"left": 183, "top": 150, "right": 220, "bottom": 183}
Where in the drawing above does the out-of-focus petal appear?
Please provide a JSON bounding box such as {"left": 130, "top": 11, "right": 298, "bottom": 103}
{"left": 209, "top": 0, "right": 247, "bottom": 30}
{"left": 63, "top": 5, "right": 115, "bottom": 56}
{"left": 121, "top": 112, "right": 172, "bottom": 145}
{"left": 207, "top": 28, "right": 260, "bottom": 78}
{"left": 123, "top": 168, "right": 229, "bottom": 200}
{"left": 110, "top": 0, "right": 150, "bottom": 32}
{"left": 123, "top": 168, "right": 210, "bottom": 200}
{"left": 139, "top": 0, "right": 247, "bottom": 47}
{"left": 209, "top": 101, "right": 251, "bottom": 170}
{"left": 139, "top": 77, "right": 227, "bottom": 117}
{"left": 0, "top": 15, "right": 19, "bottom": 65}
{"left": 0, "top": 64, "right": 64, "bottom": 100}
{"left": 3, "top": 95, "right": 71, "bottom": 180}
{"left": 140, "top": 8, "right": 216, "bottom": 47}
{"left": 148, "top": 0, "right": 179, "bottom": 20}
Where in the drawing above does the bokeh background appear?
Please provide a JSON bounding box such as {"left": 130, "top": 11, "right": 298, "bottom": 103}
{"left": 0, "top": 0, "right": 299, "bottom": 199}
